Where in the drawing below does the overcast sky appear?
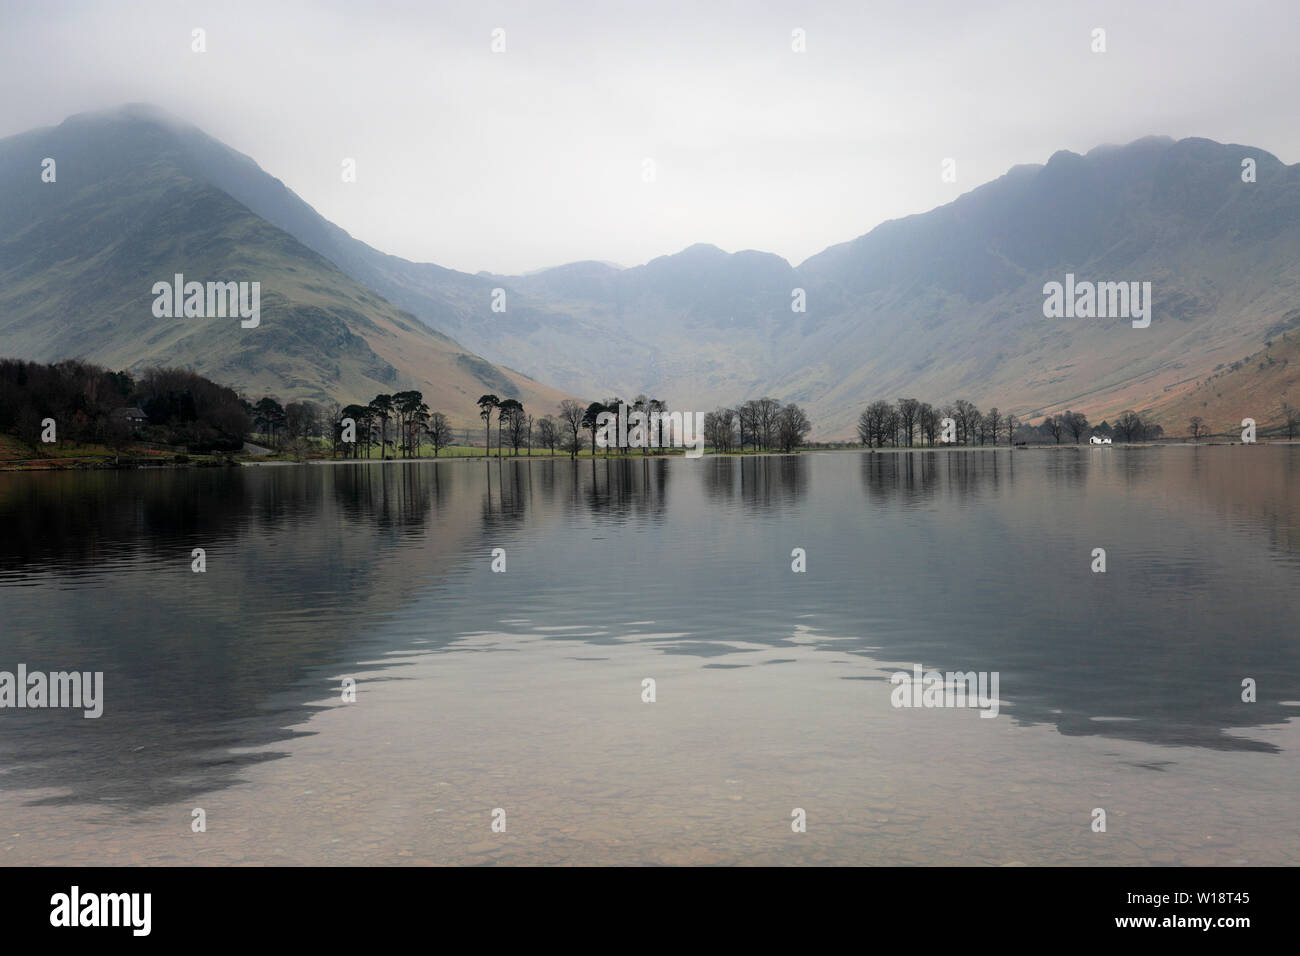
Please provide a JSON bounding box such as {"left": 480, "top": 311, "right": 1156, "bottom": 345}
{"left": 3, "top": 0, "right": 1297, "bottom": 275}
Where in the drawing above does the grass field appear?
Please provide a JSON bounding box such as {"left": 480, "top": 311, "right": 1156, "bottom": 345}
{"left": 0, "top": 434, "right": 219, "bottom": 470}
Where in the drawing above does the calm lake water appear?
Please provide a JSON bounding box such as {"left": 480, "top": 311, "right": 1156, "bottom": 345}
{"left": 1, "top": 446, "right": 1297, "bottom": 865}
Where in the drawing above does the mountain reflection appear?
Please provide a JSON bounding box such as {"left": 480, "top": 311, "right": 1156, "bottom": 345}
{"left": 0, "top": 447, "right": 1297, "bottom": 810}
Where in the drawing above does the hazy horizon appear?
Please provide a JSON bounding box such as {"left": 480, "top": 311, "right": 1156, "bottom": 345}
{"left": 3, "top": 0, "right": 1298, "bottom": 274}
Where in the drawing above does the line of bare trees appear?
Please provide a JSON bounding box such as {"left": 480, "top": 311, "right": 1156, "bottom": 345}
{"left": 854, "top": 398, "right": 1180, "bottom": 446}
{"left": 473, "top": 394, "right": 816, "bottom": 460}
{"left": 856, "top": 398, "right": 1023, "bottom": 446}
{"left": 703, "top": 398, "right": 812, "bottom": 453}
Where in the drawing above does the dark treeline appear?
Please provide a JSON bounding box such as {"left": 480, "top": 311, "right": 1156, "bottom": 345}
{"left": 522, "top": 395, "right": 814, "bottom": 457}
{"left": 476, "top": 393, "right": 548, "bottom": 457}
{"left": 21, "top": 355, "right": 1271, "bottom": 468}
{"left": 336, "top": 391, "right": 451, "bottom": 458}
{"left": 855, "top": 397, "right": 1166, "bottom": 446}
{"left": 241, "top": 391, "right": 451, "bottom": 458}
{"left": 0, "top": 358, "right": 250, "bottom": 452}
{"left": 703, "top": 398, "right": 812, "bottom": 453}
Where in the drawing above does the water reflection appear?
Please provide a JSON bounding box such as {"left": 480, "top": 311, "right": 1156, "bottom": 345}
{"left": 703, "top": 455, "right": 808, "bottom": 510}
{"left": 0, "top": 447, "right": 1297, "bottom": 812}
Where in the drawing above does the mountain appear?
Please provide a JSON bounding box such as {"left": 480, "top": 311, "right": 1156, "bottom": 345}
{"left": 37, "top": 108, "right": 844, "bottom": 412}
{"left": 477, "top": 243, "right": 813, "bottom": 408}
{"left": 791, "top": 136, "right": 1300, "bottom": 434}
{"left": 5, "top": 107, "right": 1297, "bottom": 438}
{"left": 1145, "top": 329, "right": 1299, "bottom": 436}
{"left": 476, "top": 136, "right": 1300, "bottom": 437}
{"left": 204, "top": 120, "right": 1296, "bottom": 438}
{"left": 0, "top": 105, "right": 570, "bottom": 428}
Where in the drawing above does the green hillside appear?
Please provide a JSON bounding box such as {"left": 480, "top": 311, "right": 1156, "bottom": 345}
{"left": 0, "top": 107, "right": 570, "bottom": 428}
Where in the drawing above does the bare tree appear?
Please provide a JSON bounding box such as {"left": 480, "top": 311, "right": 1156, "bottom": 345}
{"left": 558, "top": 399, "right": 586, "bottom": 459}
{"left": 756, "top": 397, "right": 781, "bottom": 451}
{"left": 537, "top": 416, "right": 558, "bottom": 455}
{"left": 1189, "top": 416, "right": 1206, "bottom": 441}
{"left": 1003, "top": 413, "right": 1020, "bottom": 446}
{"left": 561, "top": 431, "right": 586, "bottom": 457}
{"left": 776, "top": 404, "right": 811, "bottom": 452}
{"left": 705, "top": 407, "right": 736, "bottom": 452}
{"left": 856, "top": 406, "right": 873, "bottom": 446}
{"left": 1114, "top": 410, "right": 1144, "bottom": 443}
{"left": 323, "top": 401, "right": 342, "bottom": 456}
{"left": 985, "top": 407, "right": 1002, "bottom": 447}
{"left": 427, "top": 411, "right": 452, "bottom": 457}
{"left": 1044, "top": 415, "right": 1064, "bottom": 444}
{"left": 917, "top": 402, "right": 937, "bottom": 445}
{"left": 285, "top": 400, "right": 322, "bottom": 446}
{"left": 892, "top": 405, "right": 906, "bottom": 445}
{"left": 859, "top": 400, "right": 892, "bottom": 447}
{"left": 953, "top": 399, "right": 979, "bottom": 445}
{"left": 897, "top": 398, "right": 920, "bottom": 446}
{"left": 1065, "top": 410, "right": 1089, "bottom": 444}
{"left": 738, "top": 400, "right": 759, "bottom": 451}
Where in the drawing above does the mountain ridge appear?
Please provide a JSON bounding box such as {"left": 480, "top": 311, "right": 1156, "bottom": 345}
{"left": 4, "top": 105, "right": 1297, "bottom": 438}
{"left": 0, "top": 107, "right": 571, "bottom": 428}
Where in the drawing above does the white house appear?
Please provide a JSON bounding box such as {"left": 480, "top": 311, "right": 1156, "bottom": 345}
{"left": 1089, "top": 436, "right": 1112, "bottom": 445}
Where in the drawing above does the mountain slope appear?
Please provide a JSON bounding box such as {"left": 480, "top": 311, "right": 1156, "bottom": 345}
{"left": 13, "top": 107, "right": 1296, "bottom": 439}
{"left": 485, "top": 136, "right": 1300, "bottom": 437}
{"left": 1146, "top": 329, "right": 1300, "bottom": 436}
{"left": 0, "top": 107, "right": 570, "bottom": 427}
{"left": 212, "top": 122, "right": 1295, "bottom": 439}
{"left": 792, "top": 136, "right": 1300, "bottom": 434}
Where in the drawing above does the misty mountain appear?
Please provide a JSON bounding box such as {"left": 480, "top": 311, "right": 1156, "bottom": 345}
{"left": 485, "top": 136, "right": 1300, "bottom": 437}
{"left": 190, "top": 110, "right": 1293, "bottom": 438}
{"left": 787, "top": 136, "right": 1300, "bottom": 434}
{"left": 4, "top": 107, "right": 1297, "bottom": 439}
{"left": 0, "top": 105, "right": 569, "bottom": 427}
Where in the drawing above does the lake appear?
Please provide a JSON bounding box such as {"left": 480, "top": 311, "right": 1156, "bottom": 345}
{"left": 1, "top": 446, "right": 1297, "bottom": 865}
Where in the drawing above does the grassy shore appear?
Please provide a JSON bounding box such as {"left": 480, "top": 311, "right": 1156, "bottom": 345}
{"left": 0, "top": 433, "right": 236, "bottom": 471}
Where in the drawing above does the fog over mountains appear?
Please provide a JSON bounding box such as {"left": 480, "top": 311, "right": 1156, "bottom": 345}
{"left": 3, "top": 105, "right": 1298, "bottom": 437}
{"left": 0, "top": 105, "right": 569, "bottom": 428}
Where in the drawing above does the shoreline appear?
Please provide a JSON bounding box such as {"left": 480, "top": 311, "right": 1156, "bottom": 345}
{"left": 2, "top": 439, "right": 1291, "bottom": 473}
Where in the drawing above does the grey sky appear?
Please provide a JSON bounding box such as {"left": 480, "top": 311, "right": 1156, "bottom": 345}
{"left": 3, "top": 0, "right": 1297, "bottom": 275}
